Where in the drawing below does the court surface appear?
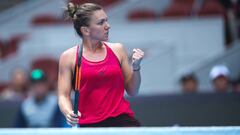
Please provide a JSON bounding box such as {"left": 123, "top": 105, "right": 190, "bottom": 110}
{"left": 1, "top": 127, "right": 240, "bottom": 135}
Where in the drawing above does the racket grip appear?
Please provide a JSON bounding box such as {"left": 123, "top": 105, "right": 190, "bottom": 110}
{"left": 73, "top": 91, "right": 79, "bottom": 115}
{"left": 73, "top": 90, "right": 79, "bottom": 128}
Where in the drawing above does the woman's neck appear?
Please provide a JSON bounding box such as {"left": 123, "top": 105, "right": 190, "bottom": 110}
{"left": 82, "top": 39, "right": 103, "bottom": 53}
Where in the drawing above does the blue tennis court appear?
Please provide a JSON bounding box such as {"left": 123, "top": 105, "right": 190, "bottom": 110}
{"left": 1, "top": 127, "right": 240, "bottom": 135}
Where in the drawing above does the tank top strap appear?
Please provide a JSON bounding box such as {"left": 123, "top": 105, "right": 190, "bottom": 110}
{"left": 103, "top": 42, "right": 121, "bottom": 66}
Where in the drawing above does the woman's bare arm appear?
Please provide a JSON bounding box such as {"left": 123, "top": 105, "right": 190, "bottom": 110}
{"left": 58, "top": 49, "right": 80, "bottom": 126}
{"left": 112, "top": 43, "right": 144, "bottom": 96}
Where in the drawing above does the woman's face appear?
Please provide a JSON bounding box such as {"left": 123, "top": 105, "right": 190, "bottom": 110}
{"left": 88, "top": 9, "right": 110, "bottom": 41}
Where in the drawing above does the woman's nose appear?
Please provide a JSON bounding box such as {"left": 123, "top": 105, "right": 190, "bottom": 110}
{"left": 105, "top": 22, "right": 110, "bottom": 30}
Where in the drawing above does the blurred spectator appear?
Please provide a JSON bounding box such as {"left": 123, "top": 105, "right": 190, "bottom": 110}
{"left": 209, "top": 65, "right": 231, "bottom": 92}
{"left": 180, "top": 73, "right": 198, "bottom": 93}
{"left": 218, "top": 0, "right": 240, "bottom": 45}
{"left": 14, "top": 69, "right": 64, "bottom": 127}
{"left": 218, "top": 0, "right": 240, "bottom": 18}
{"left": 0, "top": 68, "right": 28, "bottom": 101}
{"left": 232, "top": 76, "right": 240, "bottom": 93}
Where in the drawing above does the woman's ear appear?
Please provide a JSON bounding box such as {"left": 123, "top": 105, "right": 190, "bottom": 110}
{"left": 81, "top": 27, "right": 90, "bottom": 36}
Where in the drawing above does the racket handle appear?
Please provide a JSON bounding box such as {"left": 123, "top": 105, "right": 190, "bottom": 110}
{"left": 74, "top": 91, "right": 79, "bottom": 115}
{"left": 73, "top": 90, "right": 79, "bottom": 128}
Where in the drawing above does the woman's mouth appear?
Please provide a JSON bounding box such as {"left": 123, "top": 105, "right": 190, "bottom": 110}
{"left": 105, "top": 32, "right": 109, "bottom": 36}
{"left": 105, "top": 32, "right": 109, "bottom": 38}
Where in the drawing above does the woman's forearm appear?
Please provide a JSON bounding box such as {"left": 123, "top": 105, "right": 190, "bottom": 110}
{"left": 58, "top": 95, "right": 73, "bottom": 116}
{"left": 126, "top": 70, "right": 141, "bottom": 96}
{"left": 125, "top": 48, "right": 144, "bottom": 96}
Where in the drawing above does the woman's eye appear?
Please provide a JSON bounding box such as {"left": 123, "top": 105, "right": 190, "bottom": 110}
{"left": 98, "top": 21, "right": 104, "bottom": 25}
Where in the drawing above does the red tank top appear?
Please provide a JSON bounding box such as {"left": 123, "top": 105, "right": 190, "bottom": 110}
{"left": 76, "top": 42, "right": 134, "bottom": 124}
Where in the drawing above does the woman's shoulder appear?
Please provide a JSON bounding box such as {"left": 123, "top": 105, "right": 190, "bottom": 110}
{"left": 104, "top": 42, "right": 127, "bottom": 62}
{"left": 60, "top": 46, "right": 78, "bottom": 59}
{"left": 104, "top": 42, "right": 125, "bottom": 52}
{"left": 59, "top": 45, "right": 78, "bottom": 67}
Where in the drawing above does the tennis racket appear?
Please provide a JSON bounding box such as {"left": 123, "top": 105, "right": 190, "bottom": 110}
{"left": 73, "top": 44, "right": 83, "bottom": 128}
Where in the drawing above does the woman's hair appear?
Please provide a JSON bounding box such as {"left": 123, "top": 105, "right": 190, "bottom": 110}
{"left": 64, "top": 3, "right": 103, "bottom": 37}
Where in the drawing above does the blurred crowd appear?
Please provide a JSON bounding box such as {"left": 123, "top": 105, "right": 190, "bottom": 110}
{"left": 0, "top": 68, "right": 66, "bottom": 128}
{"left": 180, "top": 65, "right": 240, "bottom": 94}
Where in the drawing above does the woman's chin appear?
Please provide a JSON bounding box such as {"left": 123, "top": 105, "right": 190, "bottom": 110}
{"left": 103, "top": 38, "right": 109, "bottom": 42}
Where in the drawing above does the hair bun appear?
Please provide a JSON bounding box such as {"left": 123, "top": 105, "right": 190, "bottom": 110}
{"left": 64, "top": 2, "right": 77, "bottom": 20}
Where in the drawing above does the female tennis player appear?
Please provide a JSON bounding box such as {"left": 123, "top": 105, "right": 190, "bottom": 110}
{"left": 58, "top": 2, "right": 144, "bottom": 127}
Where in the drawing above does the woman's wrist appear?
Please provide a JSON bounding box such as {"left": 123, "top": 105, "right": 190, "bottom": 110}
{"left": 132, "top": 65, "right": 141, "bottom": 71}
